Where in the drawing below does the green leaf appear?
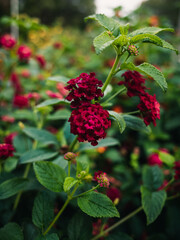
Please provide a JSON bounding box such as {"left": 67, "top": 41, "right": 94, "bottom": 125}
{"left": 32, "top": 192, "right": 54, "bottom": 230}
{"left": 63, "top": 177, "right": 78, "bottom": 192}
{"left": 23, "top": 127, "right": 59, "bottom": 146}
{"left": 142, "top": 166, "right": 164, "bottom": 191}
{"left": 36, "top": 99, "right": 69, "bottom": 108}
{"left": 123, "top": 115, "right": 151, "bottom": 134}
{"left": 109, "top": 111, "right": 126, "bottom": 133}
{"left": 12, "top": 110, "right": 35, "bottom": 121}
{"left": 47, "top": 109, "right": 71, "bottom": 120}
{"left": 130, "top": 33, "right": 163, "bottom": 46}
{"left": 0, "top": 223, "right": 24, "bottom": 240}
{"left": 47, "top": 75, "right": 69, "bottom": 83}
{"left": 33, "top": 161, "right": 66, "bottom": 192}
{"left": 160, "top": 39, "right": 178, "bottom": 54}
{"left": 0, "top": 178, "right": 29, "bottom": 200}
{"left": 129, "top": 27, "right": 174, "bottom": 37}
{"left": 158, "top": 151, "right": 175, "bottom": 167}
{"left": 13, "top": 134, "right": 33, "bottom": 154}
{"left": 141, "top": 186, "right": 167, "bottom": 225}
{"left": 121, "top": 62, "right": 167, "bottom": 92}
{"left": 68, "top": 212, "right": 92, "bottom": 240}
{"left": 4, "top": 157, "right": 18, "bottom": 172}
{"left": 77, "top": 191, "right": 120, "bottom": 218}
{"left": 20, "top": 149, "right": 58, "bottom": 164}
{"left": 107, "top": 231, "right": 133, "bottom": 240}
{"left": 78, "top": 138, "right": 120, "bottom": 152}
{"left": 35, "top": 233, "right": 59, "bottom": 240}
{"left": 85, "top": 14, "right": 121, "bottom": 32}
{"left": 93, "top": 31, "right": 114, "bottom": 54}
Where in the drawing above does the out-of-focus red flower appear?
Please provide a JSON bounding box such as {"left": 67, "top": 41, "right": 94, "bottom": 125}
{"left": 56, "top": 83, "right": 68, "bottom": 97}
{"left": 46, "top": 90, "right": 63, "bottom": 99}
{"left": 104, "top": 59, "right": 115, "bottom": 68}
{"left": 4, "top": 132, "right": 17, "bottom": 145}
{"left": 21, "top": 69, "right": 31, "bottom": 78}
{"left": 10, "top": 73, "right": 23, "bottom": 95}
{"left": 148, "top": 153, "right": 162, "bottom": 167}
{"left": 92, "top": 219, "right": 109, "bottom": 239}
{"left": 26, "top": 92, "right": 41, "bottom": 102}
{"left": 158, "top": 180, "right": 169, "bottom": 191}
{"left": 106, "top": 187, "right": 121, "bottom": 203}
{"left": 149, "top": 15, "right": 159, "bottom": 27}
{"left": 53, "top": 42, "right": 63, "bottom": 49}
{"left": 174, "top": 161, "right": 180, "bottom": 180}
{"left": 0, "top": 143, "right": 15, "bottom": 159}
{"left": 17, "top": 45, "right": 32, "bottom": 61}
{"left": 35, "top": 54, "right": 46, "bottom": 68}
{"left": 1, "top": 115, "right": 15, "bottom": 123}
{"left": 13, "top": 95, "right": 29, "bottom": 108}
{"left": 46, "top": 126, "right": 58, "bottom": 134}
{"left": 112, "top": 105, "right": 123, "bottom": 113}
{"left": 0, "top": 34, "right": 16, "bottom": 49}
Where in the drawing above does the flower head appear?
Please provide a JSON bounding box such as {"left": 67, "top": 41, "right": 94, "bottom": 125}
{"left": 10, "top": 73, "right": 23, "bottom": 95}
{"left": 65, "top": 72, "right": 103, "bottom": 108}
{"left": 4, "top": 132, "right": 17, "bottom": 145}
{"left": 35, "top": 54, "right": 46, "bottom": 68}
{"left": 69, "top": 103, "right": 111, "bottom": 146}
{"left": 148, "top": 153, "right": 162, "bottom": 167}
{"left": 64, "top": 152, "right": 77, "bottom": 161}
{"left": 17, "top": 45, "right": 32, "bottom": 61}
{"left": 13, "top": 95, "right": 29, "bottom": 108}
{"left": 94, "top": 171, "right": 110, "bottom": 188}
{"left": 0, "top": 34, "right": 16, "bottom": 49}
{"left": 46, "top": 90, "right": 63, "bottom": 99}
{"left": 128, "top": 45, "right": 139, "bottom": 56}
{"left": 106, "top": 187, "right": 121, "bottom": 203}
{"left": 0, "top": 143, "right": 15, "bottom": 159}
{"left": 1, "top": 115, "right": 15, "bottom": 123}
{"left": 174, "top": 161, "right": 180, "bottom": 180}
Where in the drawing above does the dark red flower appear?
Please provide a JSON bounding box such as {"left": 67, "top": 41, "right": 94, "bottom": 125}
{"left": 13, "top": 95, "right": 29, "bottom": 108}
{"left": 92, "top": 219, "right": 109, "bottom": 239}
{"left": 106, "top": 187, "right": 121, "bottom": 202}
{"left": 69, "top": 103, "right": 111, "bottom": 146}
{"left": 118, "top": 71, "right": 146, "bottom": 97}
{"left": 46, "top": 90, "right": 63, "bottom": 99}
{"left": 26, "top": 92, "right": 41, "bottom": 102}
{"left": 148, "top": 153, "right": 162, "bottom": 167}
{"left": 35, "top": 54, "right": 46, "bottom": 68}
{"left": 137, "top": 93, "right": 160, "bottom": 126}
{"left": 56, "top": 83, "right": 68, "bottom": 97}
{"left": 174, "top": 161, "right": 180, "bottom": 180}
{"left": 0, "top": 143, "right": 15, "bottom": 159}
{"left": 10, "top": 73, "right": 22, "bottom": 95}
{"left": 53, "top": 42, "right": 62, "bottom": 49}
{"left": 1, "top": 115, "right": 15, "bottom": 123}
{"left": 65, "top": 73, "right": 103, "bottom": 108}
{"left": 4, "top": 132, "right": 17, "bottom": 145}
{"left": 21, "top": 69, "right": 31, "bottom": 78}
{"left": 17, "top": 45, "right": 31, "bottom": 61}
{"left": 0, "top": 34, "right": 16, "bottom": 49}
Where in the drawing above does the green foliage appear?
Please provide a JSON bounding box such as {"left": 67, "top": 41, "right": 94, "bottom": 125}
{"left": 36, "top": 99, "right": 69, "bottom": 108}
{"left": 109, "top": 111, "right": 126, "bottom": 133}
{"left": 33, "top": 161, "right": 66, "bottom": 192}
{"left": 93, "top": 31, "right": 114, "bottom": 55}
{"left": 130, "top": 33, "right": 163, "bottom": 46}
{"left": 0, "top": 223, "right": 24, "bottom": 240}
{"left": 129, "top": 27, "right": 174, "bottom": 37}
{"left": 35, "top": 233, "right": 59, "bottom": 240}
{"left": 0, "top": 178, "right": 29, "bottom": 200}
{"left": 77, "top": 191, "right": 120, "bottom": 218}
{"left": 63, "top": 177, "right": 78, "bottom": 192}
{"left": 4, "top": 157, "right": 18, "bottom": 172}
{"left": 47, "top": 109, "right": 71, "bottom": 120}
{"left": 13, "top": 134, "right": 33, "bottom": 155}
{"left": 20, "top": 149, "right": 58, "bottom": 164}
{"left": 142, "top": 166, "right": 164, "bottom": 191}
{"left": 32, "top": 192, "right": 54, "bottom": 230}
{"left": 107, "top": 231, "right": 133, "bottom": 240}
{"left": 68, "top": 212, "right": 92, "bottom": 240}
{"left": 158, "top": 151, "right": 175, "bottom": 167}
{"left": 47, "top": 75, "right": 69, "bottom": 83}
{"left": 123, "top": 115, "right": 151, "bottom": 133}
{"left": 141, "top": 186, "right": 167, "bottom": 225}
{"left": 23, "top": 127, "right": 59, "bottom": 147}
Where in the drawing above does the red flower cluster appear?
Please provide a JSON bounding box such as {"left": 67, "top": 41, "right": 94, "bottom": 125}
{"left": 17, "top": 45, "right": 32, "bottom": 61}
{"left": 46, "top": 90, "right": 63, "bottom": 99}
{"left": 119, "top": 71, "right": 160, "bottom": 126}
{"left": 148, "top": 153, "right": 162, "bottom": 167}
{"left": 13, "top": 95, "right": 29, "bottom": 108}
{"left": 65, "top": 72, "right": 103, "bottom": 108}
{"left": 1, "top": 115, "right": 15, "bottom": 123}
{"left": 4, "top": 132, "right": 17, "bottom": 145}
{"left": 10, "top": 73, "right": 23, "bottom": 95}
{"left": 92, "top": 219, "right": 109, "bottom": 239}
{"left": 69, "top": 103, "right": 111, "bottom": 146}
{"left": 106, "top": 187, "right": 121, "bottom": 203}
{"left": 35, "top": 54, "right": 46, "bottom": 68}
{"left": 0, "top": 34, "right": 16, "bottom": 49}
{"left": 94, "top": 171, "right": 110, "bottom": 187}
{"left": 0, "top": 143, "right": 14, "bottom": 159}
{"left": 174, "top": 161, "right": 180, "bottom": 180}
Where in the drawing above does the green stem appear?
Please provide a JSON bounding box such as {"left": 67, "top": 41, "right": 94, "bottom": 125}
{"left": 101, "top": 54, "right": 121, "bottom": 93}
{"left": 123, "top": 110, "right": 141, "bottom": 115}
{"left": 68, "top": 161, "right": 71, "bottom": 177}
{"left": 72, "top": 184, "right": 100, "bottom": 199}
{"left": 43, "top": 184, "right": 79, "bottom": 236}
{"left": 164, "top": 177, "right": 174, "bottom": 191}
{"left": 91, "top": 206, "right": 143, "bottom": 240}
{"left": 167, "top": 193, "right": 180, "bottom": 201}
{"left": 69, "top": 136, "right": 78, "bottom": 152}
{"left": 102, "top": 87, "right": 126, "bottom": 106}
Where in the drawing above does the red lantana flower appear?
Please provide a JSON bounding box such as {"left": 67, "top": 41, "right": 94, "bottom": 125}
{"left": 17, "top": 45, "right": 32, "bottom": 61}
{"left": 4, "top": 133, "right": 17, "bottom": 145}
{"left": 69, "top": 103, "right": 111, "bottom": 146}
{"left": 148, "top": 153, "right": 163, "bottom": 167}
{"left": 65, "top": 72, "right": 103, "bottom": 108}
{"left": 106, "top": 187, "right": 121, "bottom": 203}
{"left": 94, "top": 171, "right": 110, "bottom": 188}
{"left": 0, "top": 34, "right": 16, "bottom": 49}
{"left": 13, "top": 95, "right": 29, "bottom": 108}
{"left": 1, "top": 115, "right": 15, "bottom": 123}
{"left": 0, "top": 143, "right": 15, "bottom": 159}
{"left": 10, "top": 73, "right": 23, "bottom": 95}
{"left": 174, "top": 161, "right": 180, "bottom": 180}
{"left": 35, "top": 54, "right": 46, "bottom": 68}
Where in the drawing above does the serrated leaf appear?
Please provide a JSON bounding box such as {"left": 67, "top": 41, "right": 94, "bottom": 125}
{"left": 78, "top": 137, "right": 120, "bottom": 152}
{"left": 4, "top": 157, "right": 18, "bottom": 172}
{"left": 141, "top": 186, "right": 167, "bottom": 225}
{"left": 32, "top": 192, "right": 54, "bottom": 230}
{"left": 109, "top": 111, "right": 126, "bottom": 133}
{"left": 23, "top": 127, "right": 59, "bottom": 146}
{"left": 13, "top": 134, "right": 33, "bottom": 154}
{"left": 47, "top": 109, "right": 71, "bottom": 120}
{"left": 0, "top": 178, "right": 29, "bottom": 199}
{"left": 12, "top": 110, "right": 35, "bottom": 121}
{"left": 123, "top": 114, "right": 151, "bottom": 134}
{"left": 130, "top": 33, "right": 163, "bottom": 46}
{"left": 47, "top": 75, "right": 69, "bottom": 83}
{"left": 129, "top": 27, "right": 174, "bottom": 37}
{"left": 33, "top": 161, "right": 66, "bottom": 192}
{"left": 85, "top": 14, "right": 121, "bottom": 32}
{"left": 77, "top": 191, "right": 120, "bottom": 218}
{"left": 20, "top": 149, "right": 58, "bottom": 164}
{"left": 63, "top": 177, "right": 78, "bottom": 192}
{"left": 36, "top": 99, "right": 69, "bottom": 108}
{"left": 93, "top": 31, "right": 114, "bottom": 54}
{"left": 142, "top": 166, "right": 164, "bottom": 191}
{"left": 35, "top": 233, "right": 59, "bottom": 240}
{"left": 121, "top": 62, "right": 167, "bottom": 92}
{"left": 68, "top": 212, "right": 92, "bottom": 240}
{"left": 0, "top": 223, "right": 24, "bottom": 240}
{"left": 161, "top": 39, "right": 178, "bottom": 54}
{"left": 158, "top": 151, "right": 175, "bottom": 167}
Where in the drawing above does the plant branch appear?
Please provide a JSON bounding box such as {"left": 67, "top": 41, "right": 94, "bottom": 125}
{"left": 102, "top": 87, "right": 126, "bottom": 106}
{"left": 72, "top": 184, "right": 100, "bottom": 199}
{"left": 69, "top": 136, "right": 78, "bottom": 152}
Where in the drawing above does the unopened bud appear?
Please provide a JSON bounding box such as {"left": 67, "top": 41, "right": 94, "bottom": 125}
{"left": 18, "top": 121, "right": 25, "bottom": 129}
{"left": 84, "top": 174, "right": 93, "bottom": 182}
{"left": 128, "top": 45, "right": 139, "bottom": 56}
{"left": 97, "top": 172, "right": 110, "bottom": 188}
{"left": 64, "top": 152, "right": 77, "bottom": 161}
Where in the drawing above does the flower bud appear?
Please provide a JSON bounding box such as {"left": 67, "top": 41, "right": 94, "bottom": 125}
{"left": 95, "top": 172, "right": 110, "bottom": 188}
{"left": 128, "top": 45, "right": 139, "bottom": 56}
{"left": 18, "top": 121, "right": 25, "bottom": 129}
{"left": 64, "top": 152, "right": 77, "bottom": 161}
